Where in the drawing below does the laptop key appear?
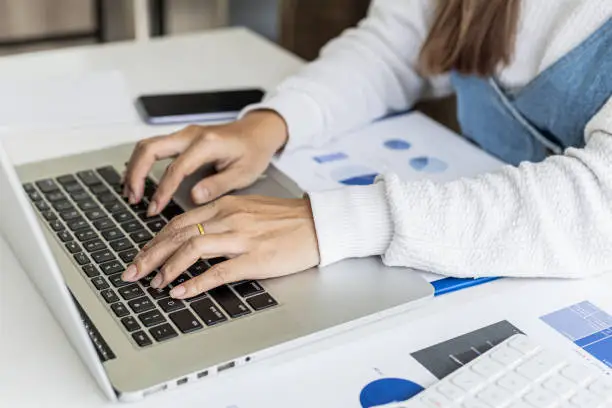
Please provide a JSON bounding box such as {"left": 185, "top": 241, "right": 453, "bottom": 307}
{"left": 146, "top": 219, "right": 166, "bottom": 233}
{"left": 108, "top": 273, "right": 131, "bottom": 288}
{"left": 77, "top": 199, "right": 98, "bottom": 211}
{"left": 65, "top": 241, "right": 81, "bottom": 254}
{"left": 118, "top": 248, "right": 138, "bottom": 264}
{"left": 208, "top": 285, "right": 251, "bottom": 318}
{"left": 101, "top": 228, "right": 124, "bottom": 241}
{"left": 60, "top": 209, "right": 80, "bottom": 221}
{"left": 35, "top": 201, "right": 50, "bottom": 211}
{"left": 90, "top": 184, "right": 110, "bottom": 196}
{"left": 45, "top": 191, "right": 66, "bottom": 202}
{"left": 85, "top": 209, "right": 105, "bottom": 220}
{"left": 57, "top": 230, "right": 73, "bottom": 242}
{"left": 113, "top": 211, "right": 133, "bottom": 223}
{"left": 149, "top": 323, "right": 177, "bottom": 342}
{"left": 169, "top": 309, "right": 203, "bottom": 334}
{"left": 158, "top": 298, "right": 185, "bottom": 313}
{"left": 208, "top": 257, "right": 227, "bottom": 266}
{"left": 67, "top": 218, "right": 89, "bottom": 231}
{"left": 73, "top": 252, "right": 90, "bottom": 266}
{"left": 77, "top": 170, "right": 102, "bottom": 186}
{"left": 97, "top": 193, "right": 117, "bottom": 204}
{"left": 147, "top": 286, "right": 170, "bottom": 299}
{"left": 96, "top": 166, "right": 122, "bottom": 186}
{"left": 23, "top": 183, "right": 35, "bottom": 193}
{"left": 70, "top": 190, "right": 90, "bottom": 201}
{"left": 128, "top": 297, "right": 155, "bottom": 314}
{"left": 233, "top": 281, "right": 264, "bottom": 298}
{"left": 118, "top": 284, "right": 145, "bottom": 300}
{"left": 100, "top": 260, "right": 124, "bottom": 275}
{"left": 52, "top": 200, "right": 73, "bottom": 211}
{"left": 130, "top": 230, "right": 152, "bottom": 244}
{"left": 111, "top": 302, "right": 129, "bottom": 317}
{"left": 121, "top": 220, "right": 144, "bottom": 233}
{"left": 42, "top": 210, "right": 57, "bottom": 221}
{"left": 121, "top": 316, "right": 141, "bottom": 332}
{"left": 189, "top": 260, "right": 208, "bottom": 277}
{"left": 28, "top": 191, "right": 42, "bottom": 201}
{"left": 49, "top": 220, "right": 64, "bottom": 232}
{"left": 103, "top": 200, "right": 124, "bottom": 213}
{"left": 161, "top": 201, "right": 184, "bottom": 220}
{"left": 101, "top": 289, "right": 120, "bottom": 303}
{"left": 75, "top": 229, "right": 97, "bottom": 242}
{"left": 91, "top": 276, "right": 109, "bottom": 290}
{"left": 56, "top": 174, "right": 77, "bottom": 185}
{"left": 129, "top": 200, "right": 148, "bottom": 214}
{"left": 246, "top": 293, "right": 278, "bottom": 311}
{"left": 82, "top": 264, "right": 100, "bottom": 277}
{"left": 64, "top": 183, "right": 84, "bottom": 194}
{"left": 138, "top": 213, "right": 161, "bottom": 222}
{"left": 83, "top": 239, "right": 106, "bottom": 253}
{"left": 191, "top": 298, "right": 227, "bottom": 326}
{"left": 110, "top": 238, "right": 133, "bottom": 252}
{"left": 93, "top": 217, "right": 114, "bottom": 231}
{"left": 170, "top": 273, "right": 190, "bottom": 288}
{"left": 139, "top": 310, "right": 166, "bottom": 327}
{"left": 92, "top": 249, "right": 116, "bottom": 264}
{"left": 35, "top": 179, "right": 59, "bottom": 193}
{"left": 139, "top": 274, "right": 155, "bottom": 288}
{"left": 132, "top": 331, "right": 152, "bottom": 347}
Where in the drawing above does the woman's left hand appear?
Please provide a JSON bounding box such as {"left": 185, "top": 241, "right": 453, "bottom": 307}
{"left": 121, "top": 195, "right": 320, "bottom": 299}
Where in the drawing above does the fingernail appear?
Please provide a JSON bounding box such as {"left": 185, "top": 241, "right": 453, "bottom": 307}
{"left": 129, "top": 192, "right": 137, "bottom": 204}
{"left": 170, "top": 286, "right": 186, "bottom": 298}
{"left": 193, "top": 187, "right": 209, "bottom": 203}
{"left": 147, "top": 201, "right": 158, "bottom": 217}
{"left": 122, "top": 265, "right": 137, "bottom": 281}
{"left": 151, "top": 274, "right": 163, "bottom": 288}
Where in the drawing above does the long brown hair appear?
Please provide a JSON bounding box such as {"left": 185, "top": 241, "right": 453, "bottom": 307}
{"left": 419, "top": 0, "right": 521, "bottom": 77}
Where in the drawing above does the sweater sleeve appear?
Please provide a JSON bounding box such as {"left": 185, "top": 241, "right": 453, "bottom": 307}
{"left": 309, "top": 97, "right": 612, "bottom": 278}
{"left": 241, "top": 0, "right": 451, "bottom": 152}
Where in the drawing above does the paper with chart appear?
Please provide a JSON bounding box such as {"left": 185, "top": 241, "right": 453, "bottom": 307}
{"left": 273, "top": 112, "right": 504, "bottom": 193}
{"left": 0, "top": 70, "right": 139, "bottom": 134}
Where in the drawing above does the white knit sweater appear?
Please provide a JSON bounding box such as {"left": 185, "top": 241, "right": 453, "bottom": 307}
{"left": 248, "top": 0, "right": 612, "bottom": 278}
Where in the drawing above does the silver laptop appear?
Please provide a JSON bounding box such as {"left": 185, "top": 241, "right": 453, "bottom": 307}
{"left": 0, "top": 139, "right": 433, "bottom": 402}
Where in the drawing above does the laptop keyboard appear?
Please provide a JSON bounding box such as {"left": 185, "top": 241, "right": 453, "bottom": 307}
{"left": 23, "top": 166, "right": 277, "bottom": 348}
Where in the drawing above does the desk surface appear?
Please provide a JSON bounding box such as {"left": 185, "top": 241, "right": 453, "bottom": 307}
{"left": 1, "top": 29, "right": 610, "bottom": 408}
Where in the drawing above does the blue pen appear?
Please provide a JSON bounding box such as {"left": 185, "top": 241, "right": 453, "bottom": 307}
{"left": 431, "top": 277, "right": 500, "bottom": 296}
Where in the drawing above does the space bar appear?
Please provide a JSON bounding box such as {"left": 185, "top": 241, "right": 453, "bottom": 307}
{"left": 208, "top": 286, "right": 251, "bottom": 318}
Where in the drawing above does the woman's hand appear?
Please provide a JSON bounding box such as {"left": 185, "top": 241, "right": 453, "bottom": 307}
{"left": 121, "top": 195, "right": 320, "bottom": 299}
{"left": 123, "top": 110, "right": 288, "bottom": 216}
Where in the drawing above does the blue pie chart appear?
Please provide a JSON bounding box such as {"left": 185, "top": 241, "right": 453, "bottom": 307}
{"left": 331, "top": 165, "right": 379, "bottom": 186}
{"left": 409, "top": 156, "right": 448, "bottom": 173}
{"left": 359, "top": 378, "right": 424, "bottom": 407}
{"left": 384, "top": 139, "right": 412, "bottom": 150}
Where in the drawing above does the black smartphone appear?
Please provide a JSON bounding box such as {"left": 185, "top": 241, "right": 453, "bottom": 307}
{"left": 135, "top": 88, "right": 265, "bottom": 125}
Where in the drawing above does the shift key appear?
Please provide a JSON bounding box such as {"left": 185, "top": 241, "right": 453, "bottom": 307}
{"left": 208, "top": 286, "right": 250, "bottom": 318}
{"left": 191, "top": 298, "right": 227, "bottom": 326}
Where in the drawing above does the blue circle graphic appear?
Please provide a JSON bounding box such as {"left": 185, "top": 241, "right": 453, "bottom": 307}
{"left": 384, "top": 139, "right": 412, "bottom": 150}
{"left": 409, "top": 156, "right": 448, "bottom": 173}
{"left": 330, "top": 165, "right": 379, "bottom": 186}
{"left": 359, "top": 378, "right": 424, "bottom": 408}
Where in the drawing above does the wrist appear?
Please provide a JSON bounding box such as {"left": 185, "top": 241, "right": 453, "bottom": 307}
{"left": 240, "top": 110, "right": 289, "bottom": 154}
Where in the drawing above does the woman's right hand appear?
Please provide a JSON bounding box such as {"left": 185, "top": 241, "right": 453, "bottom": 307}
{"left": 123, "top": 110, "right": 288, "bottom": 217}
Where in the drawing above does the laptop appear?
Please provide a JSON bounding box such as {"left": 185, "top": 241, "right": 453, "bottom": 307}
{"left": 0, "top": 138, "right": 433, "bottom": 402}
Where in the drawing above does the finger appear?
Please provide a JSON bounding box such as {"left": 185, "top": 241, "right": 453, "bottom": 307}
{"left": 121, "top": 225, "right": 199, "bottom": 282}
{"left": 138, "top": 202, "right": 222, "bottom": 253}
{"left": 148, "top": 137, "right": 225, "bottom": 216}
{"left": 153, "top": 233, "right": 246, "bottom": 292}
{"left": 190, "top": 167, "right": 253, "bottom": 204}
{"left": 125, "top": 132, "right": 192, "bottom": 203}
{"left": 169, "top": 255, "right": 251, "bottom": 299}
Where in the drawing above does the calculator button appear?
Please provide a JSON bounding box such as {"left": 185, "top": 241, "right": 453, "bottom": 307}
{"left": 435, "top": 381, "right": 464, "bottom": 401}
{"left": 471, "top": 357, "right": 504, "bottom": 378}
{"left": 476, "top": 385, "right": 511, "bottom": 407}
{"left": 542, "top": 374, "right": 576, "bottom": 398}
{"left": 489, "top": 345, "right": 523, "bottom": 366}
{"left": 570, "top": 389, "right": 607, "bottom": 408}
{"left": 451, "top": 371, "right": 485, "bottom": 393}
{"left": 420, "top": 390, "right": 451, "bottom": 407}
{"left": 515, "top": 351, "right": 565, "bottom": 381}
{"left": 507, "top": 335, "right": 540, "bottom": 355}
{"left": 461, "top": 398, "right": 492, "bottom": 408}
{"left": 496, "top": 371, "right": 531, "bottom": 394}
{"left": 560, "top": 364, "right": 594, "bottom": 386}
{"left": 588, "top": 377, "right": 612, "bottom": 399}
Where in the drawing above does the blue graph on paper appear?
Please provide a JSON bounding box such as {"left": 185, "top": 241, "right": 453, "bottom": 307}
{"left": 541, "top": 301, "right": 612, "bottom": 369}
{"left": 384, "top": 139, "right": 412, "bottom": 150}
{"left": 409, "top": 156, "right": 448, "bottom": 173}
{"left": 359, "top": 378, "right": 423, "bottom": 408}
{"left": 313, "top": 152, "right": 348, "bottom": 164}
{"left": 330, "top": 165, "right": 379, "bottom": 186}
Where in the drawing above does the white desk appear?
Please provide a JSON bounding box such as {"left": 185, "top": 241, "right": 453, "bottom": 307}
{"left": 1, "top": 29, "right": 610, "bottom": 408}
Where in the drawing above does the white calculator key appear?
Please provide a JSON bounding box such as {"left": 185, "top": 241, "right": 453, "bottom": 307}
{"left": 471, "top": 357, "right": 504, "bottom": 378}
{"left": 507, "top": 335, "right": 541, "bottom": 355}
{"left": 506, "top": 403, "right": 533, "bottom": 408}
{"left": 489, "top": 345, "right": 523, "bottom": 366}
{"left": 496, "top": 371, "right": 531, "bottom": 394}
{"left": 461, "top": 397, "right": 492, "bottom": 408}
{"left": 476, "top": 384, "right": 512, "bottom": 406}
{"left": 436, "top": 381, "right": 465, "bottom": 402}
{"left": 560, "top": 364, "right": 594, "bottom": 386}
{"left": 420, "top": 390, "right": 451, "bottom": 408}
{"left": 542, "top": 374, "right": 577, "bottom": 398}
{"left": 570, "top": 389, "right": 607, "bottom": 408}
{"left": 515, "top": 350, "right": 565, "bottom": 381}
{"left": 451, "top": 371, "right": 485, "bottom": 393}
{"left": 522, "top": 386, "right": 559, "bottom": 408}
{"left": 588, "top": 377, "right": 612, "bottom": 400}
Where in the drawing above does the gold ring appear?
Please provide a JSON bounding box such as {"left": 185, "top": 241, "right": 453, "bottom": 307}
{"left": 196, "top": 223, "right": 205, "bottom": 235}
